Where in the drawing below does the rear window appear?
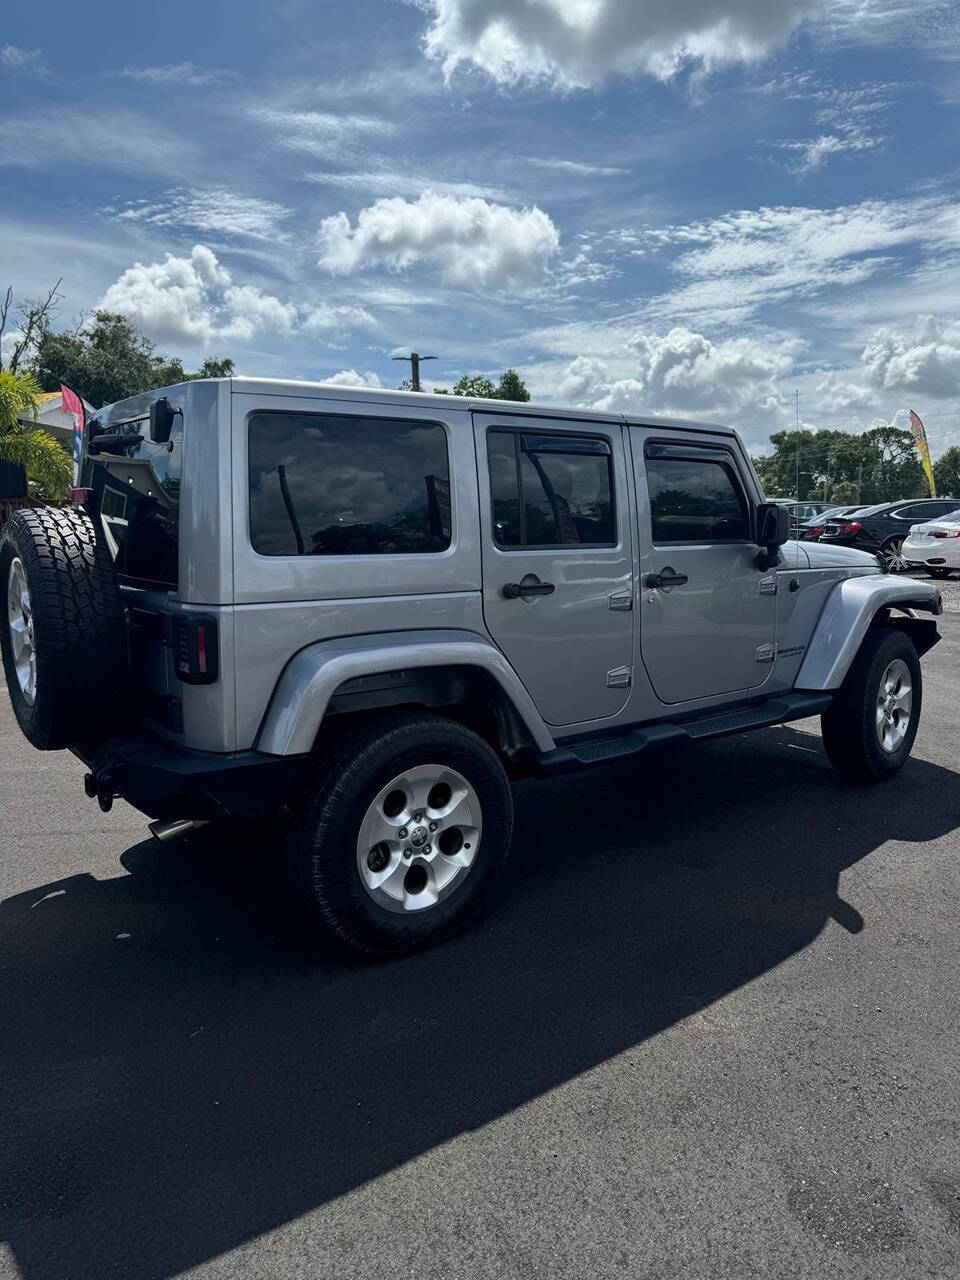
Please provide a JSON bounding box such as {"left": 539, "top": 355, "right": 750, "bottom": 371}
{"left": 84, "top": 419, "right": 181, "bottom": 589}
{"left": 248, "top": 411, "right": 451, "bottom": 556}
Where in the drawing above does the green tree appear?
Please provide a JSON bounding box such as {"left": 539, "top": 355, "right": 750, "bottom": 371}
{"left": 0, "top": 369, "right": 71, "bottom": 502}
{"left": 754, "top": 425, "right": 924, "bottom": 503}
{"left": 933, "top": 446, "right": 960, "bottom": 499}
{"left": 829, "top": 481, "right": 860, "bottom": 504}
{"left": 451, "top": 370, "right": 531, "bottom": 401}
{"left": 28, "top": 309, "right": 233, "bottom": 408}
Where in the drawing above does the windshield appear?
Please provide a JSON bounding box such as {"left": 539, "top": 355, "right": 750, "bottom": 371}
{"left": 83, "top": 418, "right": 182, "bottom": 589}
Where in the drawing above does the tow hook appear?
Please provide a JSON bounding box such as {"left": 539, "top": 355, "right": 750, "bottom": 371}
{"left": 83, "top": 769, "right": 118, "bottom": 813}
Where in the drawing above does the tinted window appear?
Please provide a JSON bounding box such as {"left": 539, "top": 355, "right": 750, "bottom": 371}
{"left": 897, "top": 502, "right": 941, "bottom": 519}
{"left": 249, "top": 412, "right": 451, "bottom": 556}
{"left": 647, "top": 456, "right": 750, "bottom": 543}
{"left": 84, "top": 419, "right": 181, "bottom": 589}
{"left": 488, "top": 430, "right": 615, "bottom": 547}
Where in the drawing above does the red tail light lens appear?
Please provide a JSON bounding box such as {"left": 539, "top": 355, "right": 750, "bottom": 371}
{"left": 839, "top": 521, "right": 862, "bottom": 533}
{"left": 802, "top": 526, "right": 825, "bottom": 539}
{"left": 932, "top": 530, "right": 960, "bottom": 538}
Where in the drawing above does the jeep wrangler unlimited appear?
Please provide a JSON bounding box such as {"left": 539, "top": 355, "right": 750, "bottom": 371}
{"left": 0, "top": 378, "right": 942, "bottom": 954}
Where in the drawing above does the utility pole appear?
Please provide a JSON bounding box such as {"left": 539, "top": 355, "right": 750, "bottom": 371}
{"left": 393, "top": 351, "right": 437, "bottom": 393}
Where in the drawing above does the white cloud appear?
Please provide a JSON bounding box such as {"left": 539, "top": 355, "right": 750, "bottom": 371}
{"left": 629, "top": 195, "right": 960, "bottom": 325}
{"left": 319, "top": 369, "right": 383, "bottom": 388}
{"left": 860, "top": 316, "right": 960, "bottom": 397}
{"left": 106, "top": 188, "right": 293, "bottom": 242}
{"left": 0, "top": 108, "right": 196, "bottom": 178}
{"left": 422, "top": 0, "right": 820, "bottom": 88}
{"left": 249, "top": 107, "right": 394, "bottom": 159}
{"left": 317, "top": 192, "right": 559, "bottom": 289}
{"left": 305, "top": 171, "right": 505, "bottom": 200}
{"left": 117, "top": 62, "right": 238, "bottom": 88}
{"left": 779, "top": 123, "right": 884, "bottom": 174}
{"left": 97, "top": 244, "right": 375, "bottom": 347}
{"left": 527, "top": 157, "right": 629, "bottom": 176}
{"left": 0, "top": 44, "right": 46, "bottom": 74}
{"left": 553, "top": 325, "right": 795, "bottom": 419}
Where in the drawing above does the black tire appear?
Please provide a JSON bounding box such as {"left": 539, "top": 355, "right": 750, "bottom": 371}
{"left": 285, "top": 711, "right": 513, "bottom": 956}
{"left": 820, "top": 627, "right": 922, "bottom": 782}
{"left": 929, "top": 567, "right": 954, "bottom": 579}
{"left": 0, "top": 507, "right": 127, "bottom": 750}
{"left": 880, "top": 536, "right": 906, "bottom": 573}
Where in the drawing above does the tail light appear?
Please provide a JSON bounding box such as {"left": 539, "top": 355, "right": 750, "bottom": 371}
{"left": 932, "top": 530, "right": 960, "bottom": 539}
{"left": 171, "top": 613, "right": 219, "bottom": 685}
{"left": 801, "top": 525, "right": 825, "bottom": 539}
{"left": 838, "top": 521, "right": 862, "bottom": 534}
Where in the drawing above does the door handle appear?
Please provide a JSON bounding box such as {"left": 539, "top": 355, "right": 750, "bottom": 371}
{"left": 644, "top": 570, "right": 689, "bottom": 589}
{"left": 503, "top": 580, "right": 556, "bottom": 600}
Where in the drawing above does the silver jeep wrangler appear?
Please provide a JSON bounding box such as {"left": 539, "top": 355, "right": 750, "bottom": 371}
{"left": 0, "top": 378, "right": 942, "bottom": 954}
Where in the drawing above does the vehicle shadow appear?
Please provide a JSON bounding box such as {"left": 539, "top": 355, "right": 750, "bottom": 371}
{"left": 2, "top": 724, "right": 959, "bottom": 1279}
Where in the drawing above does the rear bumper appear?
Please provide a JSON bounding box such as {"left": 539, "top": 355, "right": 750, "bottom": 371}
{"left": 72, "top": 736, "right": 309, "bottom": 822}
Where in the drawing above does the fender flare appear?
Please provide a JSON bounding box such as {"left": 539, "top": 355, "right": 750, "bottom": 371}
{"left": 255, "top": 628, "right": 556, "bottom": 756}
{"left": 795, "top": 574, "right": 942, "bottom": 691}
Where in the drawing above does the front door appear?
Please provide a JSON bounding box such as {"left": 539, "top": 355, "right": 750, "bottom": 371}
{"left": 475, "top": 415, "right": 634, "bottom": 727}
{"left": 631, "top": 429, "right": 776, "bottom": 705}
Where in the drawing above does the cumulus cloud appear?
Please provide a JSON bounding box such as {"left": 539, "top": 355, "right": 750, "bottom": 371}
{"left": 319, "top": 369, "right": 383, "bottom": 388}
{"left": 97, "top": 245, "right": 375, "bottom": 346}
{"left": 317, "top": 192, "right": 559, "bottom": 289}
{"left": 860, "top": 316, "right": 960, "bottom": 397}
{"left": 554, "top": 325, "right": 794, "bottom": 418}
{"left": 422, "top": 0, "right": 820, "bottom": 87}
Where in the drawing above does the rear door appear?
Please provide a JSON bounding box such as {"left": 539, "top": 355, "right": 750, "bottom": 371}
{"left": 474, "top": 414, "right": 634, "bottom": 727}
{"left": 631, "top": 429, "right": 776, "bottom": 705}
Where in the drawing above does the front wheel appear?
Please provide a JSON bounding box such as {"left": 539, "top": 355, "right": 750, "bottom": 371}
{"left": 820, "top": 628, "right": 922, "bottom": 782}
{"left": 285, "top": 712, "right": 513, "bottom": 955}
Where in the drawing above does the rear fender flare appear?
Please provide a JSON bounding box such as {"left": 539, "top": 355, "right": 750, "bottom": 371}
{"left": 255, "top": 628, "right": 556, "bottom": 756}
{"left": 795, "top": 574, "right": 942, "bottom": 690}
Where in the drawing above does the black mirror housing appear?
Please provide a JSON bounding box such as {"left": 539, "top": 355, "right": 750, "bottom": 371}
{"left": 149, "top": 397, "right": 177, "bottom": 444}
{"left": 756, "top": 502, "right": 790, "bottom": 568}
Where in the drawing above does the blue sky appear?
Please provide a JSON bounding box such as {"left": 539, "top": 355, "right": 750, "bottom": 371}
{"left": 2, "top": 0, "right": 960, "bottom": 454}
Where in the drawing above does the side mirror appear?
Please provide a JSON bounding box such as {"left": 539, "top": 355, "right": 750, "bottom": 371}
{"left": 756, "top": 502, "right": 790, "bottom": 568}
{"left": 149, "top": 397, "right": 178, "bottom": 444}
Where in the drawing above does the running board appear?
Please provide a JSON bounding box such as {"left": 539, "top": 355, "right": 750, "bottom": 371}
{"left": 537, "top": 692, "right": 832, "bottom": 777}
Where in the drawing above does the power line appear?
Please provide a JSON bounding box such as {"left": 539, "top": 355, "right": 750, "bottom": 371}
{"left": 392, "top": 351, "right": 437, "bottom": 393}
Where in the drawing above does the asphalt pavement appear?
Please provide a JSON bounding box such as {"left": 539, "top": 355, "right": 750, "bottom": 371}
{"left": 1, "top": 617, "right": 959, "bottom": 1280}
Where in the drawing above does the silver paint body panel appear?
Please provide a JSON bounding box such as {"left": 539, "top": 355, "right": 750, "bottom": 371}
{"left": 90, "top": 377, "right": 940, "bottom": 759}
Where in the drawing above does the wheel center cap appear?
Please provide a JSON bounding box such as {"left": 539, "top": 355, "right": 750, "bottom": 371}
{"left": 410, "top": 826, "right": 429, "bottom": 848}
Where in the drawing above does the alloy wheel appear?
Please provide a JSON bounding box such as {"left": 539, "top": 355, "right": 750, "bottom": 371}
{"left": 875, "top": 657, "right": 912, "bottom": 752}
{"left": 6, "top": 557, "right": 36, "bottom": 706}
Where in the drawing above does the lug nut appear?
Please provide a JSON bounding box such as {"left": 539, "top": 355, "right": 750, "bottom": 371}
{"left": 403, "top": 848, "right": 412, "bottom": 860}
{"left": 424, "top": 844, "right": 432, "bottom": 854}
{"left": 398, "top": 827, "right": 408, "bottom": 839}
{"left": 428, "top": 821, "right": 438, "bottom": 832}
{"left": 413, "top": 811, "right": 423, "bottom": 822}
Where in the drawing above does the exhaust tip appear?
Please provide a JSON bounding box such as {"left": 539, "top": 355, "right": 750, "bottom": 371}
{"left": 148, "top": 818, "right": 209, "bottom": 844}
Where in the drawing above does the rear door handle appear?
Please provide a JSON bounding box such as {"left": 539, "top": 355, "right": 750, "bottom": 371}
{"left": 644, "top": 570, "right": 689, "bottom": 589}
{"left": 503, "top": 580, "right": 556, "bottom": 600}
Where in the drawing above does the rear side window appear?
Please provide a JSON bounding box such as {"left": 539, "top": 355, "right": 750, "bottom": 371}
{"left": 646, "top": 455, "right": 750, "bottom": 543}
{"left": 248, "top": 411, "right": 451, "bottom": 556}
{"left": 488, "top": 429, "right": 615, "bottom": 548}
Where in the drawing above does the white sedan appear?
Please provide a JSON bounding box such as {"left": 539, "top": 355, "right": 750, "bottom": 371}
{"left": 903, "top": 508, "right": 960, "bottom": 577}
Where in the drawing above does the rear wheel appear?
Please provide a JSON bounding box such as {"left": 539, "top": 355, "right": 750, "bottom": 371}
{"left": 0, "top": 508, "right": 127, "bottom": 750}
{"left": 821, "top": 628, "right": 921, "bottom": 782}
{"left": 285, "top": 712, "right": 513, "bottom": 955}
{"left": 880, "top": 537, "right": 907, "bottom": 573}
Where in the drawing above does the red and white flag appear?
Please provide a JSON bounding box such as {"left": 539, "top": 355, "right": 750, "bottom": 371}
{"left": 60, "top": 384, "right": 85, "bottom": 492}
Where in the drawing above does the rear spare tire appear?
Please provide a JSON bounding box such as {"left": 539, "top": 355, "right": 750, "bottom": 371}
{"left": 0, "top": 507, "right": 127, "bottom": 750}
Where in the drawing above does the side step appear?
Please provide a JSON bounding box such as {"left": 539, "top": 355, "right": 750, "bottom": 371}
{"left": 538, "top": 692, "right": 832, "bottom": 776}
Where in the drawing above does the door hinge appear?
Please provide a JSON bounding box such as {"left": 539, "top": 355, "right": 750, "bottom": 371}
{"left": 759, "top": 575, "right": 778, "bottom": 595}
{"left": 608, "top": 591, "right": 633, "bottom": 611}
{"left": 755, "top": 643, "right": 776, "bottom": 663}
{"left": 606, "top": 665, "right": 633, "bottom": 688}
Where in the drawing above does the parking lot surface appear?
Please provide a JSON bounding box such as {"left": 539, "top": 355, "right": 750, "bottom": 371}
{"left": 1, "top": 616, "right": 959, "bottom": 1280}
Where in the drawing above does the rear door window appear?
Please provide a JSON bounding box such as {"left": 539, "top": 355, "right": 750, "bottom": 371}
{"left": 248, "top": 411, "right": 451, "bottom": 556}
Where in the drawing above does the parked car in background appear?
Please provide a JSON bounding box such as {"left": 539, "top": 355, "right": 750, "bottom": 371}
{"left": 786, "top": 501, "right": 836, "bottom": 538}
{"left": 796, "top": 505, "right": 865, "bottom": 541}
{"left": 819, "top": 498, "right": 960, "bottom": 571}
{"left": 903, "top": 509, "right": 960, "bottom": 577}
